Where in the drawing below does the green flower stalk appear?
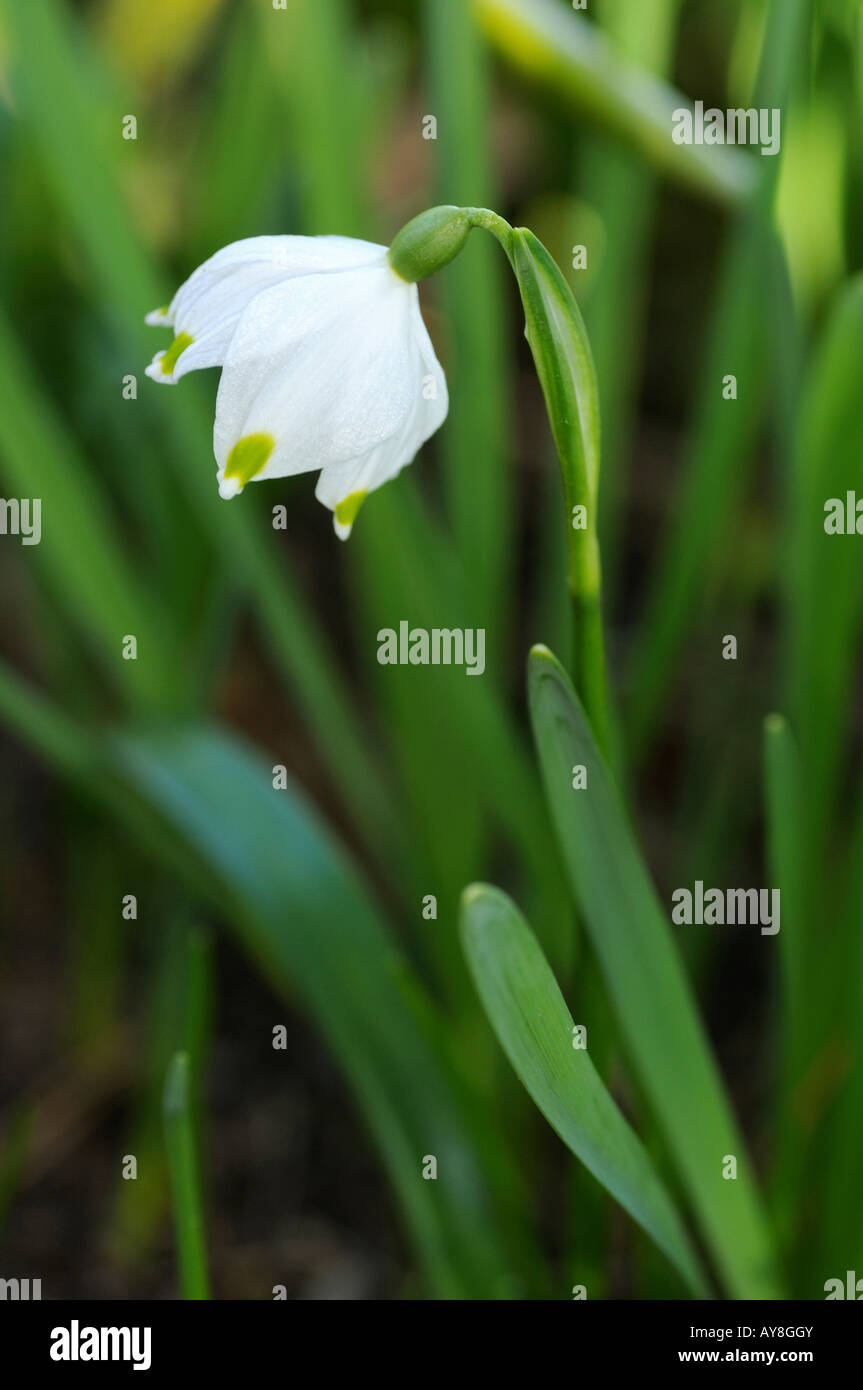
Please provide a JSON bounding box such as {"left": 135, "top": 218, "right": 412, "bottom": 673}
{"left": 505, "top": 225, "right": 609, "bottom": 757}
{"left": 392, "top": 204, "right": 609, "bottom": 752}
{"left": 163, "top": 1051, "right": 210, "bottom": 1301}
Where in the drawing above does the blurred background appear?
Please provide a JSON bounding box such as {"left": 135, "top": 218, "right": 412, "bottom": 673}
{"left": 0, "top": 0, "right": 861, "bottom": 1299}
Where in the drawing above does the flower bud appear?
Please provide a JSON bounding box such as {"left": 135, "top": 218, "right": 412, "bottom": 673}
{"left": 388, "top": 206, "right": 472, "bottom": 283}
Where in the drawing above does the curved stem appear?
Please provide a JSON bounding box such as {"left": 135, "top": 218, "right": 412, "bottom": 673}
{"left": 466, "top": 210, "right": 610, "bottom": 752}
{"left": 463, "top": 206, "right": 516, "bottom": 256}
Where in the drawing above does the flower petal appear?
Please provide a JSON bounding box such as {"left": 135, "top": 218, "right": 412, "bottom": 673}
{"left": 315, "top": 388, "right": 444, "bottom": 538}
{"left": 314, "top": 301, "right": 448, "bottom": 537}
{"left": 212, "top": 260, "right": 443, "bottom": 497}
{"left": 145, "top": 234, "right": 387, "bottom": 383}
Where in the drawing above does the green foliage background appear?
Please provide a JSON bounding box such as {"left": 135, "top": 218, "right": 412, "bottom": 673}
{"left": 0, "top": 0, "right": 860, "bottom": 1299}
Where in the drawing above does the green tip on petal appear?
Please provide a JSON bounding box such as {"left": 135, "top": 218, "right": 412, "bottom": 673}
{"left": 334, "top": 490, "right": 367, "bottom": 539}
{"left": 221, "top": 433, "right": 275, "bottom": 497}
{"left": 160, "top": 331, "right": 194, "bottom": 375}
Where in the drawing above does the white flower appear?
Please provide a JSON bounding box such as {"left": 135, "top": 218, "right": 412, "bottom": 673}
{"left": 145, "top": 235, "right": 448, "bottom": 537}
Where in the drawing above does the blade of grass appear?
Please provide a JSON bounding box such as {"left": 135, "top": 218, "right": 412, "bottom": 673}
{"left": 108, "top": 915, "right": 210, "bottom": 1266}
{"left": 762, "top": 713, "right": 807, "bottom": 1250}
{"left": 163, "top": 1051, "right": 210, "bottom": 1300}
{"left": 423, "top": 0, "right": 511, "bottom": 641}
{"left": 786, "top": 278, "right": 863, "bottom": 875}
{"left": 581, "top": 0, "right": 681, "bottom": 591}
{"left": 460, "top": 881, "right": 709, "bottom": 1297}
{"left": 0, "top": 307, "right": 180, "bottom": 711}
{"left": 627, "top": 0, "right": 812, "bottom": 759}
{"left": 473, "top": 0, "right": 756, "bottom": 206}
{"left": 781, "top": 279, "right": 863, "bottom": 1279}
{"left": 187, "top": 6, "right": 282, "bottom": 263}
{"left": 812, "top": 814, "right": 863, "bottom": 1280}
{"left": 66, "top": 821, "right": 124, "bottom": 1069}
{"left": 528, "top": 643, "right": 781, "bottom": 1298}
{"left": 258, "top": 0, "right": 368, "bottom": 236}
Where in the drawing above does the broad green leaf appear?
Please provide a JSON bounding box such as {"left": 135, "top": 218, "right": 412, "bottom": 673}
{"left": 528, "top": 644, "right": 780, "bottom": 1298}
{"left": 460, "top": 883, "right": 709, "bottom": 1298}
{"left": 0, "top": 659, "right": 535, "bottom": 1298}
{"left": 473, "top": 0, "right": 755, "bottom": 205}
{"left": 110, "top": 724, "right": 528, "bottom": 1299}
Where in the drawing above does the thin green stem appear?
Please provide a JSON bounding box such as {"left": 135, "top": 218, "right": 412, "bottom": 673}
{"left": 389, "top": 200, "right": 611, "bottom": 744}
{"left": 555, "top": 458, "right": 608, "bottom": 755}
{"left": 463, "top": 206, "right": 515, "bottom": 251}
{"left": 572, "top": 585, "right": 610, "bottom": 760}
{"left": 163, "top": 1051, "right": 210, "bottom": 1301}
{"left": 464, "top": 213, "right": 610, "bottom": 753}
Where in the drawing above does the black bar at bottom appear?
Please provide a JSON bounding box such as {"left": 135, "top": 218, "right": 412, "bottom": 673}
{"left": 0, "top": 1298, "right": 856, "bottom": 1376}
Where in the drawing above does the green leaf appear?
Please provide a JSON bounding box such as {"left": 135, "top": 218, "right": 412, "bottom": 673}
{"left": 0, "top": 656, "right": 540, "bottom": 1297}
{"left": 626, "top": 213, "right": 774, "bottom": 756}
{"left": 762, "top": 714, "right": 808, "bottom": 1244}
{"left": 510, "top": 229, "right": 600, "bottom": 514}
{"left": 626, "top": 0, "right": 812, "bottom": 759}
{"left": 0, "top": 308, "right": 179, "bottom": 711}
{"left": 353, "top": 479, "right": 571, "bottom": 969}
{"left": 763, "top": 714, "right": 806, "bottom": 1087}
{"left": 460, "top": 882, "right": 709, "bottom": 1298}
{"left": 787, "top": 278, "right": 863, "bottom": 867}
{"left": 528, "top": 644, "right": 780, "bottom": 1298}
{"left": 163, "top": 1051, "right": 210, "bottom": 1301}
{"left": 108, "top": 723, "right": 524, "bottom": 1299}
{"left": 784, "top": 283, "right": 863, "bottom": 1269}
{"left": 509, "top": 229, "right": 610, "bottom": 753}
{"left": 582, "top": 0, "right": 682, "bottom": 589}
{"left": 423, "top": 0, "right": 512, "bottom": 627}
{"left": 473, "top": 0, "right": 755, "bottom": 206}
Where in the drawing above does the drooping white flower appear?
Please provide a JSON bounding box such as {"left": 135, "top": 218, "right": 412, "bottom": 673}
{"left": 145, "top": 235, "right": 448, "bottom": 537}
